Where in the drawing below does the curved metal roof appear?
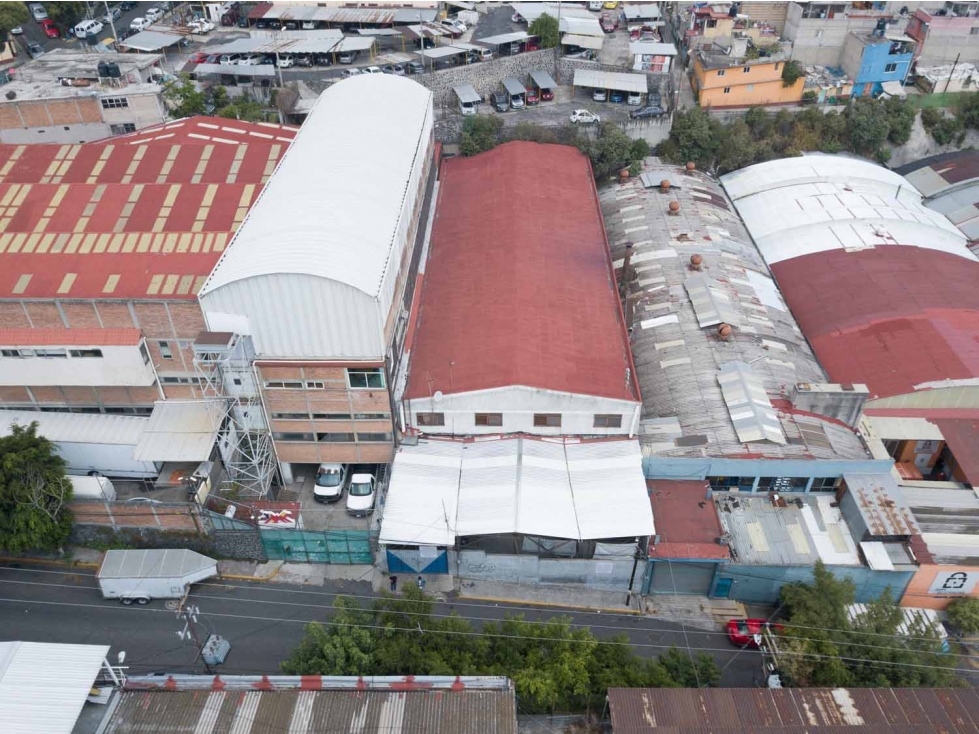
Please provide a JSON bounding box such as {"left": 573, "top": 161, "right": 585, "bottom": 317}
{"left": 200, "top": 75, "right": 433, "bottom": 300}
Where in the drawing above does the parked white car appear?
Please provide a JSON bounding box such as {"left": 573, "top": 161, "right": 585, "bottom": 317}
{"left": 276, "top": 55, "right": 294, "bottom": 68}
{"left": 238, "top": 55, "right": 265, "bottom": 66}
{"left": 340, "top": 68, "right": 361, "bottom": 78}
{"left": 345, "top": 473, "right": 376, "bottom": 517}
{"left": 188, "top": 19, "right": 214, "bottom": 34}
{"left": 74, "top": 19, "right": 103, "bottom": 38}
{"left": 145, "top": 7, "right": 165, "bottom": 22}
{"left": 313, "top": 463, "right": 347, "bottom": 503}
{"left": 627, "top": 91, "right": 643, "bottom": 105}
{"left": 570, "top": 109, "right": 601, "bottom": 124}
{"left": 130, "top": 17, "right": 151, "bottom": 31}
{"left": 363, "top": 66, "right": 384, "bottom": 74}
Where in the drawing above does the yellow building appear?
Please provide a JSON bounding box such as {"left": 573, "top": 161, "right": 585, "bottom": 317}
{"left": 692, "top": 49, "right": 805, "bottom": 109}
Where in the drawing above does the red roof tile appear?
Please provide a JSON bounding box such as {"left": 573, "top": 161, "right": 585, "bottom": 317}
{"left": 405, "top": 142, "right": 640, "bottom": 402}
{"left": 932, "top": 418, "right": 979, "bottom": 486}
{"left": 647, "top": 480, "right": 730, "bottom": 560}
{"left": 107, "top": 116, "right": 297, "bottom": 146}
{"left": 0, "top": 327, "right": 141, "bottom": 346}
{"left": 771, "top": 247, "right": 979, "bottom": 400}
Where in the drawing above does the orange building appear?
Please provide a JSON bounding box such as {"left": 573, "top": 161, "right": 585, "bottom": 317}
{"left": 692, "top": 47, "right": 805, "bottom": 108}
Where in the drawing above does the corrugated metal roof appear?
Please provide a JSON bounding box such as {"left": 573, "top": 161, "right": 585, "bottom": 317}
{"left": 901, "top": 485, "right": 979, "bottom": 564}
{"left": 529, "top": 70, "right": 557, "bottom": 89}
{"left": 843, "top": 472, "right": 920, "bottom": 537}
{"left": 560, "top": 16, "right": 604, "bottom": 36}
{"left": 630, "top": 41, "right": 677, "bottom": 55}
{"left": 106, "top": 677, "right": 515, "bottom": 734}
{"left": 132, "top": 400, "right": 224, "bottom": 462}
{"left": 196, "top": 63, "right": 277, "bottom": 77}
{"left": 685, "top": 273, "right": 741, "bottom": 328}
{"left": 453, "top": 84, "right": 481, "bottom": 104}
{"left": 0, "top": 641, "right": 109, "bottom": 734}
{"left": 501, "top": 76, "right": 527, "bottom": 96}
{"left": 847, "top": 603, "right": 946, "bottom": 640}
{"left": 380, "top": 437, "right": 655, "bottom": 546}
{"left": 573, "top": 68, "right": 648, "bottom": 93}
{"left": 0, "top": 409, "right": 147, "bottom": 446}
{"left": 200, "top": 75, "right": 432, "bottom": 301}
{"left": 607, "top": 687, "right": 979, "bottom": 733}
{"left": 625, "top": 4, "right": 662, "bottom": 20}
{"left": 118, "top": 30, "right": 185, "bottom": 51}
{"left": 476, "top": 31, "right": 530, "bottom": 45}
{"left": 718, "top": 361, "right": 786, "bottom": 445}
{"left": 562, "top": 33, "right": 604, "bottom": 50}
{"left": 98, "top": 549, "right": 217, "bottom": 579}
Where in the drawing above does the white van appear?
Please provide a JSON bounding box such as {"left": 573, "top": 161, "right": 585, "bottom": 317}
{"left": 130, "top": 17, "right": 152, "bottom": 32}
{"left": 69, "top": 475, "right": 117, "bottom": 501}
{"left": 314, "top": 463, "right": 347, "bottom": 503}
{"left": 460, "top": 100, "right": 476, "bottom": 116}
{"left": 74, "top": 19, "right": 104, "bottom": 38}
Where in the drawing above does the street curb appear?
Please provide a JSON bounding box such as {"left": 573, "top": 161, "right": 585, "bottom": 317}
{"left": 0, "top": 555, "right": 100, "bottom": 571}
{"left": 460, "top": 593, "right": 643, "bottom": 616}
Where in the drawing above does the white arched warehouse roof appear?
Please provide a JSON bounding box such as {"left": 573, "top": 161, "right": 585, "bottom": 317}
{"left": 721, "top": 154, "right": 970, "bottom": 266}
{"left": 200, "top": 74, "right": 433, "bottom": 300}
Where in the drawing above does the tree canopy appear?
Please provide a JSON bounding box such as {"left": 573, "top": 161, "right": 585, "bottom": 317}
{"left": 282, "top": 584, "right": 719, "bottom": 713}
{"left": 43, "top": 1, "right": 86, "bottom": 30}
{"left": 775, "top": 562, "right": 956, "bottom": 688}
{"left": 0, "top": 422, "right": 73, "bottom": 552}
{"left": 163, "top": 75, "right": 207, "bottom": 118}
{"left": 528, "top": 13, "right": 560, "bottom": 49}
{"left": 0, "top": 2, "right": 28, "bottom": 34}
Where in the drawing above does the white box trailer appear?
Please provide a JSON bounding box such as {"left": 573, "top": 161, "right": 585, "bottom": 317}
{"left": 97, "top": 549, "right": 218, "bottom": 605}
{"left": 68, "top": 475, "right": 117, "bottom": 501}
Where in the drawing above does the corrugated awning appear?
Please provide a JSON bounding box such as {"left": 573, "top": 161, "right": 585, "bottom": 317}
{"left": 196, "top": 64, "right": 277, "bottom": 77}
{"left": 717, "top": 361, "right": 786, "bottom": 445}
{"left": 573, "top": 68, "right": 648, "bottom": 93}
{"left": 118, "top": 30, "right": 184, "bottom": 51}
{"left": 502, "top": 77, "right": 527, "bottom": 96}
{"left": 629, "top": 41, "right": 677, "bottom": 56}
{"left": 476, "top": 31, "right": 530, "bottom": 46}
{"left": 530, "top": 70, "right": 557, "bottom": 89}
{"left": 380, "top": 438, "right": 655, "bottom": 546}
{"left": 562, "top": 33, "right": 604, "bottom": 50}
{"left": 133, "top": 400, "right": 224, "bottom": 462}
{"left": 419, "top": 46, "right": 468, "bottom": 59}
{"left": 454, "top": 84, "right": 480, "bottom": 104}
{"left": 881, "top": 80, "right": 907, "bottom": 97}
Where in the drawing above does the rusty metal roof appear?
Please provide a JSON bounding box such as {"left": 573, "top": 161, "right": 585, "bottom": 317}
{"left": 607, "top": 687, "right": 979, "bottom": 733}
{"left": 105, "top": 676, "right": 516, "bottom": 734}
{"left": 843, "top": 472, "right": 921, "bottom": 537}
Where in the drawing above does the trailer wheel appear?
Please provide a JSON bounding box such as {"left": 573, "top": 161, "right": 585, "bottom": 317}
{"left": 136, "top": 597, "right": 150, "bottom": 605}
{"left": 121, "top": 598, "right": 133, "bottom": 606}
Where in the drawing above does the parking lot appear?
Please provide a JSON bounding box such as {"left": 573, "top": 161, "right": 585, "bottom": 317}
{"left": 287, "top": 464, "right": 384, "bottom": 532}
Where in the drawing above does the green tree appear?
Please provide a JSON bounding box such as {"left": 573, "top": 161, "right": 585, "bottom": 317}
{"left": 948, "top": 597, "right": 979, "bottom": 635}
{"left": 281, "top": 597, "right": 374, "bottom": 675}
{"left": 958, "top": 92, "right": 979, "bottom": 129}
{"left": 528, "top": 12, "right": 559, "bottom": 49}
{"left": 460, "top": 115, "right": 503, "bottom": 156}
{"left": 844, "top": 98, "right": 891, "bottom": 157}
{"left": 781, "top": 59, "right": 804, "bottom": 87}
{"left": 663, "top": 106, "right": 722, "bottom": 170}
{"left": 0, "top": 2, "right": 28, "bottom": 36}
{"left": 921, "top": 107, "right": 943, "bottom": 129}
{"left": 0, "top": 422, "right": 73, "bottom": 553}
{"left": 217, "top": 94, "right": 273, "bottom": 122}
{"left": 883, "top": 96, "right": 916, "bottom": 145}
{"left": 44, "top": 2, "right": 86, "bottom": 30}
{"left": 658, "top": 648, "right": 721, "bottom": 688}
{"left": 163, "top": 74, "right": 206, "bottom": 119}
{"left": 717, "top": 119, "right": 758, "bottom": 174}
{"left": 931, "top": 115, "right": 963, "bottom": 145}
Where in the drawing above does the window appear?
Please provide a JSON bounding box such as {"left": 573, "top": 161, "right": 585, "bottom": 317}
{"left": 774, "top": 62, "right": 780, "bottom": 71}
{"left": 757, "top": 477, "right": 808, "bottom": 492}
{"left": 305, "top": 381, "right": 325, "bottom": 389}
{"left": 811, "top": 477, "right": 842, "bottom": 492}
{"left": 347, "top": 367, "right": 385, "bottom": 389}
{"left": 743, "top": 66, "right": 750, "bottom": 73}
{"left": 972, "top": 26, "right": 979, "bottom": 35}
{"left": 110, "top": 123, "right": 136, "bottom": 135}
{"left": 312, "top": 412, "right": 352, "bottom": 420}
{"left": 416, "top": 412, "right": 445, "bottom": 426}
{"left": 101, "top": 97, "right": 129, "bottom": 109}
{"left": 140, "top": 343, "right": 150, "bottom": 364}
{"left": 717, "top": 69, "right": 725, "bottom": 77}
{"left": 1, "top": 349, "right": 21, "bottom": 357}
{"left": 354, "top": 412, "right": 390, "bottom": 420}
{"left": 159, "top": 341, "right": 173, "bottom": 360}
{"left": 707, "top": 476, "right": 753, "bottom": 491}
{"left": 723, "top": 87, "right": 731, "bottom": 94}
{"left": 34, "top": 349, "right": 67, "bottom": 358}
{"left": 232, "top": 378, "right": 242, "bottom": 386}
{"left": 272, "top": 412, "right": 309, "bottom": 420}
{"left": 69, "top": 349, "right": 103, "bottom": 358}
{"left": 475, "top": 413, "right": 503, "bottom": 427}
{"left": 593, "top": 414, "right": 623, "bottom": 428}
{"left": 746, "top": 84, "right": 755, "bottom": 92}
{"left": 316, "top": 432, "right": 355, "bottom": 442}
{"left": 160, "top": 376, "right": 204, "bottom": 385}
{"left": 884, "top": 62, "right": 898, "bottom": 73}
{"left": 273, "top": 432, "right": 315, "bottom": 442}
{"left": 357, "top": 432, "right": 393, "bottom": 442}
{"left": 533, "top": 413, "right": 561, "bottom": 428}
{"left": 263, "top": 380, "right": 304, "bottom": 389}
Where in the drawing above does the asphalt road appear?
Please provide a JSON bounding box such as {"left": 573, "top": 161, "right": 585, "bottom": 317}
{"left": 0, "top": 562, "right": 761, "bottom": 686}
{"left": 14, "top": 1, "right": 171, "bottom": 56}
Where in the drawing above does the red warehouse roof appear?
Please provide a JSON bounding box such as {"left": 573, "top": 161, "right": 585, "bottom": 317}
{"left": 647, "top": 480, "right": 730, "bottom": 561}
{"left": 405, "top": 141, "right": 640, "bottom": 402}
{"left": 771, "top": 247, "right": 979, "bottom": 400}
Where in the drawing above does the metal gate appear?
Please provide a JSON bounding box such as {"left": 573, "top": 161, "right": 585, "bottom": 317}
{"left": 260, "top": 529, "right": 375, "bottom": 564}
{"left": 645, "top": 560, "right": 718, "bottom": 595}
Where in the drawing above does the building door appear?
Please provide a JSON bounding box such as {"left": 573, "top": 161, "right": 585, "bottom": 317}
{"left": 648, "top": 561, "right": 717, "bottom": 595}
{"left": 713, "top": 577, "right": 733, "bottom": 598}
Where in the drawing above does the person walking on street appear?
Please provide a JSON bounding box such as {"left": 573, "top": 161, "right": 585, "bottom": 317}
{"left": 389, "top": 575, "right": 397, "bottom": 592}
{"left": 417, "top": 575, "right": 425, "bottom": 591}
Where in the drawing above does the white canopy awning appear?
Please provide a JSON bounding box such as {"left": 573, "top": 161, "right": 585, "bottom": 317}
{"left": 118, "top": 30, "right": 185, "bottom": 51}
{"left": 380, "top": 438, "right": 655, "bottom": 546}
{"left": 880, "top": 80, "right": 907, "bottom": 98}
{"left": 563, "top": 33, "right": 604, "bottom": 50}
{"left": 133, "top": 400, "right": 224, "bottom": 462}
{"left": 573, "top": 68, "right": 648, "bottom": 93}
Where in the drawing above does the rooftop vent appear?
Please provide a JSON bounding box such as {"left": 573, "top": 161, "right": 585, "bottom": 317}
{"left": 668, "top": 201, "right": 680, "bottom": 215}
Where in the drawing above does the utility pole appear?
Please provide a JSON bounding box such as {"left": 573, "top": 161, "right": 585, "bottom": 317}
{"left": 945, "top": 51, "right": 961, "bottom": 95}
{"left": 175, "top": 603, "right": 214, "bottom": 674}
{"left": 101, "top": 0, "right": 118, "bottom": 45}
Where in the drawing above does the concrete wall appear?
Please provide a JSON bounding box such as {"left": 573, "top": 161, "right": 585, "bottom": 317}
{"left": 784, "top": 4, "right": 890, "bottom": 66}
{"left": 100, "top": 91, "right": 166, "bottom": 133}
{"left": 902, "top": 562, "right": 979, "bottom": 610}
{"left": 458, "top": 549, "right": 636, "bottom": 590}
{"left": 711, "top": 563, "right": 915, "bottom": 604}
{"left": 908, "top": 11, "right": 979, "bottom": 64}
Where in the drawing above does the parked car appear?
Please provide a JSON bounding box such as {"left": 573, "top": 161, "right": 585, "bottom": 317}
{"left": 459, "top": 98, "right": 477, "bottom": 116}
{"left": 537, "top": 84, "right": 554, "bottom": 101}
{"left": 188, "top": 19, "right": 215, "bottom": 34}
{"left": 509, "top": 91, "right": 525, "bottom": 109}
{"left": 439, "top": 19, "right": 463, "bottom": 37}
{"left": 593, "top": 88, "right": 608, "bottom": 102}
{"left": 26, "top": 41, "right": 43, "bottom": 58}
{"left": 206, "top": 54, "right": 221, "bottom": 63}
{"left": 491, "top": 91, "right": 509, "bottom": 112}
{"left": 630, "top": 104, "right": 665, "bottom": 119}
{"left": 727, "top": 619, "right": 783, "bottom": 648}
{"left": 102, "top": 6, "right": 122, "bottom": 23}
{"left": 345, "top": 473, "right": 376, "bottom": 517}
{"left": 610, "top": 90, "right": 625, "bottom": 103}
{"left": 120, "top": 1, "right": 137, "bottom": 10}
{"left": 259, "top": 55, "right": 275, "bottom": 65}
{"left": 311, "top": 53, "right": 332, "bottom": 66}
{"left": 29, "top": 4, "right": 47, "bottom": 22}
{"left": 363, "top": 66, "right": 384, "bottom": 74}
{"left": 340, "top": 68, "right": 361, "bottom": 78}
{"left": 130, "top": 17, "right": 151, "bottom": 31}
{"left": 589, "top": 1, "right": 604, "bottom": 9}
{"left": 220, "top": 53, "right": 241, "bottom": 65}
{"left": 145, "top": 7, "right": 165, "bottom": 22}
{"left": 189, "top": 51, "right": 209, "bottom": 64}
{"left": 40, "top": 19, "right": 58, "bottom": 38}
{"left": 525, "top": 86, "right": 539, "bottom": 105}
{"left": 627, "top": 91, "right": 643, "bottom": 105}
{"left": 9, "top": 25, "right": 21, "bottom": 35}
{"left": 275, "top": 55, "right": 293, "bottom": 67}
{"left": 600, "top": 13, "right": 618, "bottom": 32}
{"left": 407, "top": 60, "right": 425, "bottom": 74}
{"left": 604, "top": 1, "right": 619, "bottom": 8}
{"left": 314, "top": 463, "right": 347, "bottom": 503}
{"left": 74, "top": 19, "right": 104, "bottom": 38}
{"left": 570, "top": 109, "right": 600, "bottom": 124}
{"left": 381, "top": 63, "right": 405, "bottom": 75}
{"left": 293, "top": 55, "right": 311, "bottom": 67}
{"left": 238, "top": 55, "right": 265, "bottom": 66}
{"left": 338, "top": 51, "right": 357, "bottom": 64}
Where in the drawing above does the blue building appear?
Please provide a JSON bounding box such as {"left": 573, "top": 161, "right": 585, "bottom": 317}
{"left": 842, "top": 31, "right": 916, "bottom": 98}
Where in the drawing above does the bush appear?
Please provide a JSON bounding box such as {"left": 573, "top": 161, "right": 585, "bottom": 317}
{"left": 948, "top": 597, "right": 979, "bottom": 635}
{"left": 460, "top": 115, "right": 503, "bottom": 156}
{"left": 781, "top": 60, "right": 803, "bottom": 88}
{"left": 921, "top": 107, "right": 943, "bottom": 129}
{"left": 931, "top": 116, "right": 963, "bottom": 145}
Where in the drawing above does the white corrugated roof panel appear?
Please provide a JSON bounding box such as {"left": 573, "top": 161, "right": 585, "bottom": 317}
{"left": 685, "top": 273, "right": 741, "bottom": 328}
{"left": 573, "top": 68, "right": 648, "bottom": 93}
{"left": 567, "top": 440, "right": 655, "bottom": 539}
{"left": 200, "top": 75, "right": 432, "bottom": 301}
{"left": 379, "top": 441, "right": 463, "bottom": 546}
{"left": 717, "top": 361, "right": 786, "bottom": 445}
{"left": 456, "top": 440, "right": 519, "bottom": 536}
{"left": 859, "top": 541, "right": 895, "bottom": 570}
{"left": 132, "top": 400, "right": 224, "bottom": 462}
{"left": 562, "top": 33, "right": 604, "bottom": 50}
{"left": 118, "top": 30, "right": 184, "bottom": 51}
{"left": 630, "top": 41, "right": 677, "bottom": 56}
{"left": 453, "top": 84, "right": 481, "bottom": 104}
{"left": 624, "top": 3, "right": 662, "bottom": 20}
{"left": 476, "top": 31, "right": 530, "bottom": 46}
{"left": 0, "top": 641, "right": 109, "bottom": 734}
{"left": 517, "top": 439, "right": 580, "bottom": 538}
{"left": 561, "top": 16, "right": 603, "bottom": 36}
{"left": 420, "top": 46, "right": 468, "bottom": 59}
{"left": 0, "top": 409, "right": 147, "bottom": 446}
{"left": 332, "top": 37, "right": 375, "bottom": 53}
{"left": 197, "top": 64, "right": 277, "bottom": 77}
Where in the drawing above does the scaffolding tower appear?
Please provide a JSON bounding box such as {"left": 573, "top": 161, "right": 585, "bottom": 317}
{"left": 194, "top": 332, "right": 276, "bottom": 499}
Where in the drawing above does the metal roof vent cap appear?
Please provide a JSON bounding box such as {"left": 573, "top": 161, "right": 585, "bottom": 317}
{"left": 686, "top": 161, "right": 696, "bottom": 171}
{"left": 718, "top": 323, "right": 733, "bottom": 340}
{"left": 668, "top": 200, "right": 681, "bottom": 215}
{"left": 690, "top": 253, "right": 703, "bottom": 270}
{"left": 660, "top": 179, "right": 671, "bottom": 192}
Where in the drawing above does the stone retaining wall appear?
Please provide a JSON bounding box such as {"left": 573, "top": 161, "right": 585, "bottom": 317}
{"left": 415, "top": 49, "right": 557, "bottom": 107}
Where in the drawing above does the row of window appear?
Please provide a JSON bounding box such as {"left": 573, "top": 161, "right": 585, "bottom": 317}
{"left": 273, "top": 432, "right": 393, "bottom": 443}
{"left": 1, "top": 348, "right": 104, "bottom": 358}
{"left": 101, "top": 97, "right": 130, "bottom": 109}
{"left": 271, "top": 412, "right": 389, "bottom": 421}
{"left": 707, "top": 476, "right": 842, "bottom": 492}
{"left": 110, "top": 123, "right": 137, "bottom": 135}
{"left": 263, "top": 368, "right": 386, "bottom": 391}
{"left": 416, "top": 413, "right": 624, "bottom": 429}
{"left": 159, "top": 375, "right": 206, "bottom": 386}
{"left": 2, "top": 405, "right": 154, "bottom": 416}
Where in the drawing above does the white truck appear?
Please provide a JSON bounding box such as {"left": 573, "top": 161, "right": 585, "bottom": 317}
{"left": 68, "top": 475, "right": 116, "bottom": 501}
{"left": 97, "top": 549, "right": 218, "bottom": 605}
